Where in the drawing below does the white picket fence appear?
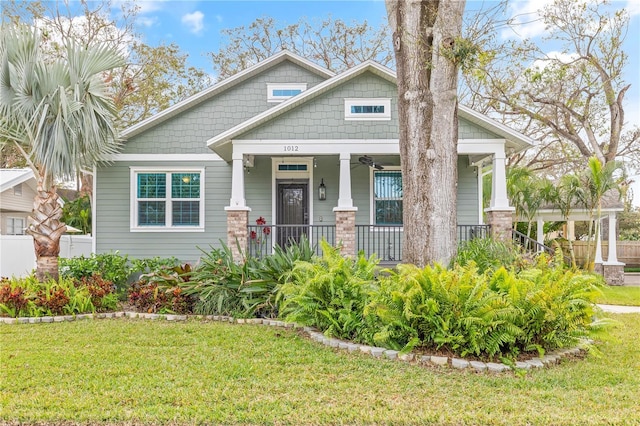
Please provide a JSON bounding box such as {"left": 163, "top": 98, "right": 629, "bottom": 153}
{"left": 0, "top": 235, "right": 93, "bottom": 278}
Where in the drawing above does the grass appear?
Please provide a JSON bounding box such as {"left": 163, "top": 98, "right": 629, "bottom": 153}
{"left": 1, "top": 316, "right": 639, "bottom": 426}
{"left": 596, "top": 286, "right": 640, "bottom": 306}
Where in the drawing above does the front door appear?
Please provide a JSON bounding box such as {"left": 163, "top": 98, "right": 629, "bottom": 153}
{"left": 276, "top": 181, "right": 309, "bottom": 247}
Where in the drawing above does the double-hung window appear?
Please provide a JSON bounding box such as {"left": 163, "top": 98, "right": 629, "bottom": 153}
{"left": 373, "top": 170, "right": 403, "bottom": 225}
{"left": 131, "top": 168, "right": 204, "bottom": 231}
{"left": 6, "top": 217, "right": 26, "bottom": 235}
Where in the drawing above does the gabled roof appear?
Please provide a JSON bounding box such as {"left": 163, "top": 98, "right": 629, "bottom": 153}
{"left": 207, "top": 60, "right": 535, "bottom": 160}
{"left": 121, "top": 50, "right": 335, "bottom": 140}
{"left": 0, "top": 168, "right": 34, "bottom": 193}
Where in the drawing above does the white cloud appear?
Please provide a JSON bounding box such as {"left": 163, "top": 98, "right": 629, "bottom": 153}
{"left": 501, "top": 0, "right": 555, "bottom": 39}
{"left": 626, "top": 0, "right": 640, "bottom": 17}
{"left": 137, "top": 1, "right": 168, "bottom": 14}
{"left": 216, "top": 14, "right": 223, "bottom": 23}
{"left": 531, "top": 51, "right": 580, "bottom": 70}
{"left": 137, "top": 16, "right": 158, "bottom": 28}
{"left": 33, "top": 15, "right": 133, "bottom": 57}
{"left": 182, "top": 11, "right": 205, "bottom": 35}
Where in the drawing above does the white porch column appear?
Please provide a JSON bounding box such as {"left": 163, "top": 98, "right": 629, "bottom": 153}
{"left": 536, "top": 218, "right": 544, "bottom": 252}
{"left": 605, "top": 212, "right": 620, "bottom": 264}
{"left": 603, "top": 212, "right": 625, "bottom": 285}
{"left": 336, "top": 152, "right": 354, "bottom": 209}
{"left": 489, "top": 148, "right": 511, "bottom": 210}
{"left": 227, "top": 152, "right": 247, "bottom": 209}
{"left": 594, "top": 221, "right": 603, "bottom": 265}
{"left": 477, "top": 163, "right": 484, "bottom": 224}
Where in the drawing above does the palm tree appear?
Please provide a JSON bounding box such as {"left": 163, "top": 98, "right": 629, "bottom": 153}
{"left": 582, "top": 157, "right": 621, "bottom": 270}
{"left": 0, "top": 24, "right": 123, "bottom": 281}
{"left": 548, "top": 174, "right": 585, "bottom": 268}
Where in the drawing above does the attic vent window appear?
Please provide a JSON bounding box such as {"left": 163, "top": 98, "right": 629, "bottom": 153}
{"left": 345, "top": 98, "right": 391, "bottom": 121}
{"left": 267, "top": 83, "right": 307, "bottom": 103}
{"left": 278, "top": 164, "right": 308, "bottom": 171}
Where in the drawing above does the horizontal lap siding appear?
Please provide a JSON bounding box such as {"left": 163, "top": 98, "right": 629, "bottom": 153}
{"left": 457, "top": 156, "right": 479, "bottom": 225}
{"left": 96, "top": 161, "right": 231, "bottom": 262}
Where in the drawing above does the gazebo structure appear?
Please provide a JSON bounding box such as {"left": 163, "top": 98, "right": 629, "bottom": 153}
{"left": 529, "top": 192, "right": 625, "bottom": 285}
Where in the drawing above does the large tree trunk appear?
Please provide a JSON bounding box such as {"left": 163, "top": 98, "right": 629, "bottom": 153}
{"left": 27, "top": 174, "right": 66, "bottom": 281}
{"left": 386, "top": 0, "right": 465, "bottom": 267}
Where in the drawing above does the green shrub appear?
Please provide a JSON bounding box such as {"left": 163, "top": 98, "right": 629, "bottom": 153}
{"left": 452, "top": 238, "right": 523, "bottom": 273}
{"left": 179, "top": 244, "right": 266, "bottom": 317}
{"left": 366, "top": 252, "right": 603, "bottom": 358}
{"left": 59, "top": 252, "right": 130, "bottom": 292}
{"left": 278, "top": 240, "right": 379, "bottom": 341}
{"left": 367, "top": 263, "right": 520, "bottom": 356}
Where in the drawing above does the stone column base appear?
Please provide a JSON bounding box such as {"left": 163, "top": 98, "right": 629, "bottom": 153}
{"left": 603, "top": 264, "right": 625, "bottom": 286}
{"left": 594, "top": 263, "right": 604, "bottom": 275}
{"left": 334, "top": 209, "right": 356, "bottom": 258}
{"left": 226, "top": 209, "right": 249, "bottom": 262}
{"left": 485, "top": 209, "right": 514, "bottom": 243}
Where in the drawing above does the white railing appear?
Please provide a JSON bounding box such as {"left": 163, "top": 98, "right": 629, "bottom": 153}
{"left": 0, "top": 235, "right": 93, "bottom": 278}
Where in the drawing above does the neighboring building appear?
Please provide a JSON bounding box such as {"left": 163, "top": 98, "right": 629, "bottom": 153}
{"left": 95, "top": 51, "right": 533, "bottom": 263}
{"left": 0, "top": 168, "right": 35, "bottom": 235}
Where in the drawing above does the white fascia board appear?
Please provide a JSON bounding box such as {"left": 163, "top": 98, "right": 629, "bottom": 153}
{"left": 458, "top": 105, "right": 535, "bottom": 152}
{"left": 110, "top": 153, "right": 224, "bottom": 161}
{"left": 535, "top": 208, "right": 624, "bottom": 222}
{"left": 232, "top": 139, "right": 400, "bottom": 155}
{"left": 457, "top": 139, "right": 506, "bottom": 155}
{"left": 121, "top": 51, "right": 334, "bottom": 140}
{"left": 207, "top": 61, "right": 398, "bottom": 154}
{"left": 0, "top": 169, "right": 35, "bottom": 193}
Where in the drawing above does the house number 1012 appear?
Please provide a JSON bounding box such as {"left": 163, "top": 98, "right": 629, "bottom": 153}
{"left": 283, "top": 145, "right": 299, "bottom": 152}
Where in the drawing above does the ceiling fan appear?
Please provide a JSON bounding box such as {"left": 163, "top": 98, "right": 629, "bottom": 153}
{"left": 358, "top": 155, "right": 385, "bottom": 170}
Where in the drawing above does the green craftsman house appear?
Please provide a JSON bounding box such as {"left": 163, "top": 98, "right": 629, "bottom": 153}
{"left": 94, "top": 51, "right": 533, "bottom": 263}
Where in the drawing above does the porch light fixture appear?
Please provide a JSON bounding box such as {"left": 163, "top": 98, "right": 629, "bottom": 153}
{"left": 318, "top": 178, "right": 326, "bottom": 201}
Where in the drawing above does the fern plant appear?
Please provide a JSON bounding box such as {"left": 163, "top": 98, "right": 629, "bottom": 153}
{"left": 278, "top": 240, "right": 379, "bottom": 341}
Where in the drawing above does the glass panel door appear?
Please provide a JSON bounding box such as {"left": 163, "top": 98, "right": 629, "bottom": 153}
{"left": 276, "top": 182, "right": 308, "bottom": 248}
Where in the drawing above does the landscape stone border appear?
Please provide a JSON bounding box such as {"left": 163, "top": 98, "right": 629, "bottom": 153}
{"left": 0, "top": 312, "right": 593, "bottom": 373}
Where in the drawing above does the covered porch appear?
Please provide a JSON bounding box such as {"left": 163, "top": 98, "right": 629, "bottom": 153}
{"left": 221, "top": 138, "right": 514, "bottom": 262}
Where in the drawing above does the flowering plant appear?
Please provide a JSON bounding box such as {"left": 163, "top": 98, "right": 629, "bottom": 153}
{"left": 251, "top": 216, "right": 271, "bottom": 244}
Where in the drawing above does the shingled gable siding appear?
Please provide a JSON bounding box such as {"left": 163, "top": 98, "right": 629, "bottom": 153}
{"left": 95, "top": 161, "right": 230, "bottom": 262}
{"left": 237, "top": 72, "right": 503, "bottom": 142}
{"left": 122, "top": 61, "right": 327, "bottom": 154}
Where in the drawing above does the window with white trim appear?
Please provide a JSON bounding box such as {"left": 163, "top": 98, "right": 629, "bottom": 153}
{"left": 267, "top": 83, "right": 307, "bottom": 102}
{"left": 345, "top": 98, "right": 391, "bottom": 121}
{"left": 373, "top": 170, "right": 403, "bottom": 225}
{"left": 6, "top": 217, "right": 26, "bottom": 235}
{"left": 13, "top": 183, "right": 22, "bottom": 196}
{"left": 131, "top": 169, "right": 204, "bottom": 231}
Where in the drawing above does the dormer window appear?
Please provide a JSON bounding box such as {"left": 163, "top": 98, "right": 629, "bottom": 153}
{"left": 345, "top": 98, "right": 391, "bottom": 121}
{"left": 267, "top": 83, "right": 307, "bottom": 103}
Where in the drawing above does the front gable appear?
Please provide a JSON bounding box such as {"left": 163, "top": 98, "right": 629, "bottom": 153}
{"left": 121, "top": 54, "right": 333, "bottom": 155}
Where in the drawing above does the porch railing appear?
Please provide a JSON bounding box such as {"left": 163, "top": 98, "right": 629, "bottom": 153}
{"left": 356, "top": 224, "right": 492, "bottom": 263}
{"left": 512, "top": 230, "right": 571, "bottom": 265}
{"left": 247, "top": 224, "right": 336, "bottom": 258}
{"left": 246, "top": 224, "right": 491, "bottom": 262}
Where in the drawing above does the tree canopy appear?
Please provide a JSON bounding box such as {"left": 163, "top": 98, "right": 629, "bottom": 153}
{"left": 464, "top": 0, "right": 638, "bottom": 175}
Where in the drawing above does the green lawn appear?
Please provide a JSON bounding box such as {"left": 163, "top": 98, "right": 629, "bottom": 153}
{"left": 1, "top": 316, "right": 639, "bottom": 426}
{"left": 596, "top": 286, "right": 640, "bottom": 306}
